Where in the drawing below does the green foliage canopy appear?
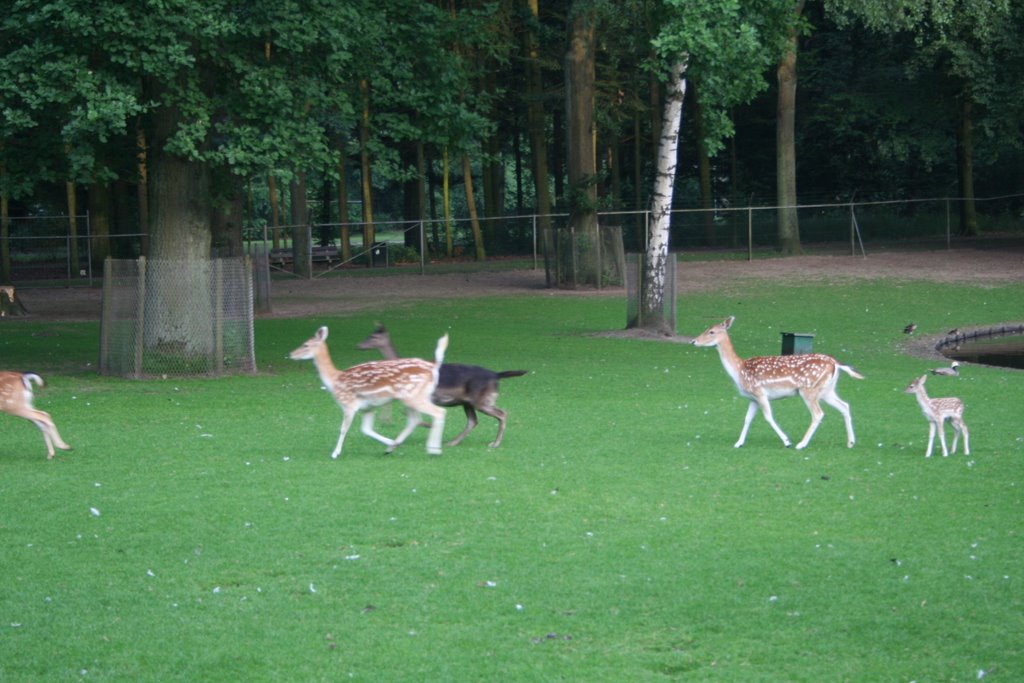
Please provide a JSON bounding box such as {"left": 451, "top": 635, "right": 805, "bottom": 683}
{"left": 0, "top": 0, "right": 492, "bottom": 200}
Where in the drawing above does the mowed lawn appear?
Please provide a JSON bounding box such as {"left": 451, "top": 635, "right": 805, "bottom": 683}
{"left": 1, "top": 273, "right": 1022, "bottom": 682}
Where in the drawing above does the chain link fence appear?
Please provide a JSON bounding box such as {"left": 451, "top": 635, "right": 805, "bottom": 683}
{"left": 99, "top": 257, "right": 256, "bottom": 378}
{"left": 3, "top": 193, "right": 1022, "bottom": 286}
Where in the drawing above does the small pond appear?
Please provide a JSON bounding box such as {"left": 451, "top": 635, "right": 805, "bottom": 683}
{"left": 939, "top": 325, "right": 1024, "bottom": 370}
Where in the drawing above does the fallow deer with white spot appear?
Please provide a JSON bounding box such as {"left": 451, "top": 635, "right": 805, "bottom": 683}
{"left": 691, "top": 316, "right": 864, "bottom": 449}
{"left": 0, "top": 371, "right": 72, "bottom": 459}
{"left": 905, "top": 374, "right": 969, "bottom": 458}
{"left": 290, "top": 327, "right": 449, "bottom": 458}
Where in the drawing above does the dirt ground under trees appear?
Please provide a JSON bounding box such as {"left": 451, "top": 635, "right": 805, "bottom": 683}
{"left": 12, "top": 250, "right": 1024, "bottom": 350}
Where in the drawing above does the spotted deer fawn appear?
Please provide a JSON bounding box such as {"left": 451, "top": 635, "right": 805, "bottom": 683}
{"left": 290, "top": 327, "right": 449, "bottom": 457}
{"left": 691, "top": 316, "right": 864, "bottom": 449}
{"left": 358, "top": 324, "right": 527, "bottom": 448}
{"left": 0, "top": 371, "right": 72, "bottom": 459}
{"left": 905, "top": 374, "right": 969, "bottom": 457}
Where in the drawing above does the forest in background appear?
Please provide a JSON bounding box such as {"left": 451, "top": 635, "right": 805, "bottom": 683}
{"left": 2, "top": 0, "right": 1022, "bottom": 276}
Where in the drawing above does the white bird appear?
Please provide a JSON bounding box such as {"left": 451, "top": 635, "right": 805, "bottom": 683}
{"left": 931, "top": 361, "right": 960, "bottom": 377}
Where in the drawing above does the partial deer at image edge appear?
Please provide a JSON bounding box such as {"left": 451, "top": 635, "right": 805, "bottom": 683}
{"left": 0, "top": 371, "right": 72, "bottom": 459}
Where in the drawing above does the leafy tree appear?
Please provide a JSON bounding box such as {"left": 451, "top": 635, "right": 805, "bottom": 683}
{"left": 0, "top": 0, "right": 492, "bottom": 345}
{"left": 826, "top": 0, "right": 1024, "bottom": 234}
{"left": 635, "top": 0, "right": 785, "bottom": 331}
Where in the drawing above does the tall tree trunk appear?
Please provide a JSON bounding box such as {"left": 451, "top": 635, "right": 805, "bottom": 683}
{"left": 359, "top": 78, "right": 376, "bottom": 254}
{"left": 524, "top": 0, "right": 554, "bottom": 281}
{"left": 634, "top": 60, "right": 686, "bottom": 333}
{"left": 147, "top": 98, "right": 214, "bottom": 353}
{"left": 291, "top": 172, "right": 311, "bottom": 277}
{"left": 776, "top": 1, "right": 804, "bottom": 255}
{"left": 562, "top": 5, "right": 599, "bottom": 287}
{"left": 65, "top": 177, "right": 80, "bottom": 275}
{"left": 956, "top": 96, "right": 978, "bottom": 236}
{"left": 88, "top": 182, "right": 112, "bottom": 268}
{"left": 463, "top": 153, "right": 486, "bottom": 260}
{"left": 149, "top": 116, "right": 211, "bottom": 263}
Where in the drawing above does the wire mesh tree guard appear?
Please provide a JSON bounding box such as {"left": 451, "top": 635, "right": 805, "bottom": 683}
{"left": 99, "top": 257, "right": 256, "bottom": 378}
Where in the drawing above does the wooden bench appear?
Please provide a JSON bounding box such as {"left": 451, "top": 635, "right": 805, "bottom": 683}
{"left": 269, "top": 245, "right": 341, "bottom": 267}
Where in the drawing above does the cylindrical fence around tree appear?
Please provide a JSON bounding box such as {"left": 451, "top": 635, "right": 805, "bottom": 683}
{"left": 99, "top": 256, "right": 256, "bottom": 378}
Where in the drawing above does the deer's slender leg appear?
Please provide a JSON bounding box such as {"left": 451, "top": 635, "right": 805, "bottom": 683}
{"left": 755, "top": 396, "right": 793, "bottom": 448}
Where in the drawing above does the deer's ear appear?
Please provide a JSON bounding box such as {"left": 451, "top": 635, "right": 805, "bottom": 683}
{"left": 724, "top": 316, "right": 735, "bottom": 329}
{"left": 317, "top": 326, "right": 329, "bottom": 341}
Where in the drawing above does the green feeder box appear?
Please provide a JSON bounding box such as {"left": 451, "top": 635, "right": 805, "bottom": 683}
{"left": 781, "top": 332, "right": 815, "bottom": 355}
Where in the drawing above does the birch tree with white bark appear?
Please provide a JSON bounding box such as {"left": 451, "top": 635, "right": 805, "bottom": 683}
{"left": 640, "top": 59, "right": 687, "bottom": 333}
{"left": 631, "top": 0, "right": 792, "bottom": 332}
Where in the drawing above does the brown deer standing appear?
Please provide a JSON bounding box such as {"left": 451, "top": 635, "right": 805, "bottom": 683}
{"left": 0, "top": 372, "right": 72, "bottom": 459}
{"left": 691, "top": 316, "right": 864, "bottom": 449}
{"left": 905, "top": 374, "right": 970, "bottom": 458}
{"left": 290, "top": 327, "right": 449, "bottom": 457}
{"left": 358, "top": 324, "right": 526, "bottom": 448}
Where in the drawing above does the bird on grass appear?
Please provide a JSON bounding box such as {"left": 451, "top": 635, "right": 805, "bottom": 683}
{"left": 931, "top": 361, "right": 960, "bottom": 377}
{"left": 903, "top": 323, "right": 917, "bottom": 334}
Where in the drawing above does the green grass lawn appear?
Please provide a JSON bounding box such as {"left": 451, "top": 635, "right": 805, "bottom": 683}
{"left": 1, "top": 274, "right": 1022, "bottom": 682}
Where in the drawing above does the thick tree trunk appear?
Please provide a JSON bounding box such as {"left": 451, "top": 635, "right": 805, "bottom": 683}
{"left": 146, "top": 100, "right": 214, "bottom": 354}
{"left": 562, "top": 5, "right": 600, "bottom": 287}
{"left": 776, "top": 1, "right": 804, "bottom": 255}
{"left": 634, "top": 60, "right": 686, "bottom": 333}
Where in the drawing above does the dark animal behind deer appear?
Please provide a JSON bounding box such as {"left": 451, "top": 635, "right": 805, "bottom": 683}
{"left": 358, "top": 324, "right": 527, "bottom": 447}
